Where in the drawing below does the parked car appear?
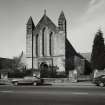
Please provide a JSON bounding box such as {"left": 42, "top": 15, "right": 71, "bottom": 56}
{"left": 93, "top": 75, "right": 105, "bottom": 87}
{"left": 11, "top": 76, "right": 44, "bottom": 86}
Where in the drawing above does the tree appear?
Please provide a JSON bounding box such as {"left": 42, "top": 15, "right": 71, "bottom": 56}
{"left": 8, "top": 53, "right": 26, "bottom": 78}
{"left": 91, "top": 29, "right": 105, "bottom": 70}
{"left": 11, "top": 55, "right": 26, "bottom": 72}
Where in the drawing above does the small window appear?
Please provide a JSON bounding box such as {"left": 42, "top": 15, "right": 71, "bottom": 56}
{"left": 49, "top": 32, "right": 53, "bottom": 56}
{"left": 42, "top": 28, "right": 45, "bottom": 56}
{"left": 36, "top": 34, "right": 39, "bottom": 56}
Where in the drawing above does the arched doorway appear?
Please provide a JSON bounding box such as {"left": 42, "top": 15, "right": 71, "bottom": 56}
{"left": 40, "top": 62, "right": 49, "bottom": 78}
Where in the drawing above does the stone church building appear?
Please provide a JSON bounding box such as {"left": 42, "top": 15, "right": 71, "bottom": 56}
{"left": 26, "top": 11, "right": 85, "bottom": 77}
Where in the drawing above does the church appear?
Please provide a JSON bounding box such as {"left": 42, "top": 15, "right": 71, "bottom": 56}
{"left": 26, "top": 10, "right": 85, "bottom": 77}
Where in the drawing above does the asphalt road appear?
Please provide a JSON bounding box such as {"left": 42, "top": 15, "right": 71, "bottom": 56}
{"left": 0, "top": 85, "right": 105, "bottom": 105}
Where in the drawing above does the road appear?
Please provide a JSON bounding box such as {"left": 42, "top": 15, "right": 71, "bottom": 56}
{"left": 0, "top": 85, "right": 105, "bottom": 105}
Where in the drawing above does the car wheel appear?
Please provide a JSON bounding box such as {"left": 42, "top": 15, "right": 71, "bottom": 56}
{"left": 99, "top": 82, "right": 104, "bottom": 87}
{"left": 96, "top": 84, "right": 99, "bottom": 86}
{"left": 14, "top": 82, "right": 18, "bottom": 86}
{"left": 33, "top": 82, "right": 37, "bottom": 86}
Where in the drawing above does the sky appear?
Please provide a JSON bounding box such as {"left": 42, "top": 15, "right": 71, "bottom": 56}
{"left": 0, "top": 0, "right": 105, "bottom": 58}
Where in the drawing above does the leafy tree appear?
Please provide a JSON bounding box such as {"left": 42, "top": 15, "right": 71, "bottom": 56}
{"left": 91, "top": 29, "right": 105, "bottom": 70}
{"left": 8, "top": 54, "right": 26, "bottom": 78}
{"left": 11, "top": 56, "right": 26, "bottom": 72}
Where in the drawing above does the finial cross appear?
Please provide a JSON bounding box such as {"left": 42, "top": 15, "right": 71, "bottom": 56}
{"left": 44, "top": 9, "right": 46, "bottom": 15}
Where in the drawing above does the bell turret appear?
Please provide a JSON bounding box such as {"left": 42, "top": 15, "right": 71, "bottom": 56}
{"left": 26, "top": 16, "right": 35, "bottom": 34}
{"left": 58, "top": 11, "right": 66, "bottom": 32}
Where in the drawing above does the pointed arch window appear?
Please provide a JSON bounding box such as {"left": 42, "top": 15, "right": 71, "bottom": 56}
{"left": 42, "top": 28, "right": 45, "bottom": 56}
{"left": 49, "top": 32, "right": 53, "bottom": 56}
{"left": 36, "top": 34, "right": 39, "bottom": 57}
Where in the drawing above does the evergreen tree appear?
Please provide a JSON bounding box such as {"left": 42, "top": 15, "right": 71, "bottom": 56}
{"left": 91, "top": 29, "right": 105, "bottom": 70}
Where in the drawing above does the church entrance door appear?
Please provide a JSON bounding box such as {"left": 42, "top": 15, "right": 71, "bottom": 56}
{"left": 40, "top": 62, "right": 49, "bottom": 78}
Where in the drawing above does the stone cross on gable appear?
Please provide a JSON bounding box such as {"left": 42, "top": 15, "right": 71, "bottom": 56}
{"left": 44, "top": 9, "right": 46, "bottom": 15}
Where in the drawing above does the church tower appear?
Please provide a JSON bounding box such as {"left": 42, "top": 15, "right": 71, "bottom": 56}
{"left": 26, "top": 16, "right": 35, "bottom": 68}
{"left": 58, "top": 11, "right": 67, "bottom": 34}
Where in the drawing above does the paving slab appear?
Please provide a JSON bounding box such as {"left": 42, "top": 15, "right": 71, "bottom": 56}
{"left": 51, "top": 81, "right": 96, "bottom": 87}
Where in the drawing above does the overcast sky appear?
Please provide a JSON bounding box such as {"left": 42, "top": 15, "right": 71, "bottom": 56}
{"left": 0, "top": 0, "right": 105, "bottom": 58}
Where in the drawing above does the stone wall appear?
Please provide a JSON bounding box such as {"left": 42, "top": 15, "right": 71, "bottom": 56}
{"left": 53, "top": 56, "right": 65, "bottom": 72}
{"left": 54, "top": 31, "right": 65, "bottom": 56}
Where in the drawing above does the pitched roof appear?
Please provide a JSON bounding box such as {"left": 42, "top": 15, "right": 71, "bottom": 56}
{"left": 80, "top": 53, "right": 91, "bottom": 61}
{"left": 66, "top": 38, "right": 77, "bottom": 57}
{"left": 66, "top": 38, "right": 85, "bottom": 59}
{"left": 35, "top": 14, "right": 57, "bottom": 32}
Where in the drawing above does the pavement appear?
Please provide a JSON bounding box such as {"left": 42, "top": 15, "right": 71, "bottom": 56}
{"left": 51, "top": 81, "right": 95, "bottom": 87}
{"left": 0, "top": 79, "right": 12, "bottom": 85}
{"left": 0, "top": 79, "right": 95, "bottom": 87}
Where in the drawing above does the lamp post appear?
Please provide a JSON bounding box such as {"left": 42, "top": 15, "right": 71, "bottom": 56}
{"left": 32, "top": 26, "right": 34, "bottom": 76}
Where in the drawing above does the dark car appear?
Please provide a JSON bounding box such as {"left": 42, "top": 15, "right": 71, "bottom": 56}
{"left": 93, "top": 75, "right": 105, "bottom": 87}
{"left": 11, "top": 76, "right": 44, "bottom": 86}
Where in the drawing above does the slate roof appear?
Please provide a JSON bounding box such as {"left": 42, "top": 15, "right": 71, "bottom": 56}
{"left": 66, "top": 38, "right": 77, "bottom": 57}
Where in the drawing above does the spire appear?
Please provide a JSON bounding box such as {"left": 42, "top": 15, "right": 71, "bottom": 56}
{"left": 27, "top": 16, "right": 35, "bottom": 26}
{"left": 59, "top": 10, "right": 66, "bottom": 20}
{"left": 58, "top": 11, "right": 66, "bottom": 32}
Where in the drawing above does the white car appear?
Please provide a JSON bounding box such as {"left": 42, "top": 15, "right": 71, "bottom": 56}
{"left": 11, "top": 76, "right": 44, "bottom": 86}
